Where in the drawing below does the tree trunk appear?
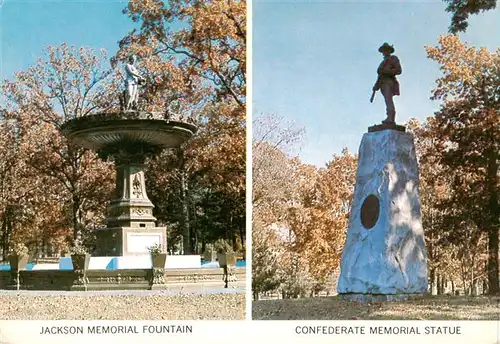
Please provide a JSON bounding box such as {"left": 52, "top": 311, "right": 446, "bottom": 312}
{"left": 486, "top": 148, "right": 499, "bottom": 295}
{"left": 4, "top": 209, "right": 13, "bottom": 260}
{"left": 1, "top": 212, "right": 8, "bottom": 261}
{"left": 72, "top": 195, "right": 82, "bottom": 244}
{"left": 470, "top": 256, "right": 475, "bottom": 296}
{"left": 437, "top": 273, "right": 441, "bottom": 295}
{"left": 174, "top": 148, "right": 191, "bottom": 254}
{"left": 239, "top": 226, "right": 245, "bottom": 257}
{"left": 472, "top": 279, "right": 478, "bottom": 296}
{"left": 180, "top": 171, "right": 191, "bottom": 254}
{"left": 429, "top": 267, "right": 436, "bottom": 295}
{"left": 437, "top": 274, "right": 442, "bottom": 295}
{"left": 487, "top": 226, "right": 499, "bottom": 294}
{"left": 460, "top": 259, "right": 468, "bottom": 295}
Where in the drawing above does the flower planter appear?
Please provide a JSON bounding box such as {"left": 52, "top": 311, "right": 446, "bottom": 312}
{"left": 71, "top": 253, "right": 90, "bottom": 271}
{"left": 151, "top": 253, "right": 167, "bottom": 269}
{"left": 8, "top": 254, "right": 29, "bottom": 272}
{"left": 217, "top": 253, "right": 236, "bottom": 268}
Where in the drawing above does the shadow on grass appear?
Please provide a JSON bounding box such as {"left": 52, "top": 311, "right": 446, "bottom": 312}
{"left": 252, "top": 295, "right": 500, "bottom": 320}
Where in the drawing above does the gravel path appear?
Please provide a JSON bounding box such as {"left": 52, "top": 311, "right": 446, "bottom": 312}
{"left": 0, "top": 291, "right": 245, "bottom": 320}
{"left": 0, "top": 284, "right": 245, "bottom": 297}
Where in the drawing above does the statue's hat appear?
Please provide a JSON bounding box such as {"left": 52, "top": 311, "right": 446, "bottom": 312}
{"left": 378, "top": 43, "right": 395, "bottom": 53}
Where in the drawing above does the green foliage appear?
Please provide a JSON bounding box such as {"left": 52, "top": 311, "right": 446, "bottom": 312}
{"left": 147, "top": 243, "right": 165, "bottom": 255}
{"left": 69, "top": 244, "right": 88, "bottom": 255}
{"left": 443, "top": 0, "right": 497, "bottom": 33}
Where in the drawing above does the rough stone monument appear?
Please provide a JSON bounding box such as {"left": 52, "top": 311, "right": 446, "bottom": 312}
{"left": 61, "top": 58, "right": 197, "bottom": 256}
{"left": 337, "top": 44, "right": 427, "bottom": 302}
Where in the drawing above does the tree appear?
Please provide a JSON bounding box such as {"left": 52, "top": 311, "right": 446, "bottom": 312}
{"left": 252, "top": 113, "right": 304, "bottom": 299}
{"left": 443, "top": 0, "right": 496, "bottom": 33}
{"left": 288, "top": 149, "right": 357, "bottom": 281}
{"left": 2, "top": 44, "right": 117, "bottom": 248}
{"left": 118, "top": 0, "right": 245, "bottom": 110}
{"left": 410, "top": 118, "right": 488, "bottom": 295}
{"left": 425, "top": 35, "right": 499, "bottom": 294}
{"left": 119, "top": 0, "right": 246, "bottom": 253}
{"left": 252, "top": 218, "right": 283, "bottom": 300}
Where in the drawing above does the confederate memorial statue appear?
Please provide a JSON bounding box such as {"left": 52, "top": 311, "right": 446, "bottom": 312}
{"left": 337, "top": 43, "right": 427, "bottom": 302}
{"left": 370, "top": 43, "right": 402, "bottom": 124}
{"left": 124, "top": 54, "right": 145, "bottom": 110}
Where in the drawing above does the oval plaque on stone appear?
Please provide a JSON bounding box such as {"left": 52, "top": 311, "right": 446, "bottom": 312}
{"left": 360, "top": 194, "right": 380, "bottom": 229}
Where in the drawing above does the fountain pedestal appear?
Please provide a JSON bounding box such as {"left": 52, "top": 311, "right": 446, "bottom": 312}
{"left": 96, "top": 161, "right": 165, "bottom": 256}
{"left": 61, "top": 111, "right": 197, "bottom": 256}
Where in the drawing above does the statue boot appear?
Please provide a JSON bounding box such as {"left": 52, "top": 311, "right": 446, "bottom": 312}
{"left": 382, "top": 110, "right": 396, "bottom": 124}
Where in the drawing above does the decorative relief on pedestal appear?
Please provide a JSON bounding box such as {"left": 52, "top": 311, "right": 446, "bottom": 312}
{"left": 74, "top": 270, "right": 88, "bottom": 286}
{"left": 96, "top": 275, "right": 146, "bottom": 284}
{"left": 108, "top": 206, "right": 152, "bottom": 219}
{"left": 222, "top": 266, "right": 237, "bottom": 287}
{"left": 131, "top": 207, "right": 149, "bottom": 216}
{"left": 182, "top": 273, "right": 210, "bottom": 283}
{"left": 132, "top": 174, "right": 143, "bottom": 198}
{"left": 151, "top": 268, "right": 166, "bottom": 285}
{"left": 227, "top": 266, "right": 237, "bottom": 282}
{"left": 10, "top": 272, "right": 19, "bottom": 288}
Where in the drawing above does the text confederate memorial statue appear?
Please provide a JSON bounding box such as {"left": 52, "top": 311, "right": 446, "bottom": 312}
{"left": 370, "top": 43, "right": 402, "bottom": 124}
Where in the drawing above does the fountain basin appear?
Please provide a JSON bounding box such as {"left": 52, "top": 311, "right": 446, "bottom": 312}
{"left": 60, "top": 111, "right": 197, "bottom": 152}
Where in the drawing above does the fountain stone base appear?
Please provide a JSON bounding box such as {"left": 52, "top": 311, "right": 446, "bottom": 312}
{"left": 95, "top": 226, "right": 167, "bottom": 256}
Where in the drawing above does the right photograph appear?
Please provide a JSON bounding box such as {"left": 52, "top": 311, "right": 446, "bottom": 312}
{"left": 252, "top": 0, "right": 500, "bottom": 320}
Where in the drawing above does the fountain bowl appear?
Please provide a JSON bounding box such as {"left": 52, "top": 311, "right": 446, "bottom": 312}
{"left": 60, "top": 111, "right": 198, "bottom": 152}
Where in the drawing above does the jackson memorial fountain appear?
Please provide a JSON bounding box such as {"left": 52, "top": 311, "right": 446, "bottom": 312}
{"left": 0, "top": 56, "right": 245, "bottom": 291}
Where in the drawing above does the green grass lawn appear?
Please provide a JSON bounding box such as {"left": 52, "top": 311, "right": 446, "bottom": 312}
{"left": 253, "top": 295, "right": 500, "bottom": 320}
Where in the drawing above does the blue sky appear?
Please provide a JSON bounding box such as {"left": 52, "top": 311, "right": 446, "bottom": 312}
{"left": 253, "top": 0, "right": 500, "bottom": 166}
{"left": 0, "top": 0, "right": 135, "bottom": 81}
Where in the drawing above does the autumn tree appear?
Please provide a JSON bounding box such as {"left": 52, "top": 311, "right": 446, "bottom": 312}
{"left": 253, "top": 113, "right": 303, "bottom": 218}
{"left": 443, "top": 0, "right": 496, "bottom": 33}
{"left": 252, "top": 113, "right": 304, "bottom": 299}
{"left": 410, "top": 118, "right": 488, "bottom": 295}
{"left": 118, "top": 0, "right": 246, "bottom": 254}
{"left": 0, "top": 108, "right": 78, "bottom": 258}
{"left": 425, "top": 35, "right": 499, "bottom": 294}
{"left": 252, "top": 218, "right": 283, "bottom": 299}
{"left": 2, "top": 43, "right": 117, "bottom": 248}
{"left": 288, "top": 150, "right": 357, "bottom": 284}
{"left": 252, "top": 113, "right": 358, "bottom": 298}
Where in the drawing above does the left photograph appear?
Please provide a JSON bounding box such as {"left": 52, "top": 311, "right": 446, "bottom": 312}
{"left": 0, "top": 0, "right": 246, "bottom": 320}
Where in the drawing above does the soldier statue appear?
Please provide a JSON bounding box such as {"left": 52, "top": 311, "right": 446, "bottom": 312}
{"left": 370, "top": 43, "right": 402, "bottom": 124}
{"left": 124, "top": 55, "right": 145, "bottom": 110}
